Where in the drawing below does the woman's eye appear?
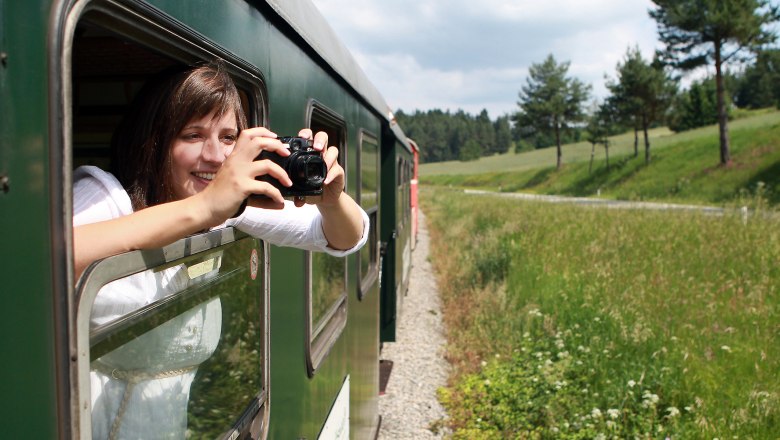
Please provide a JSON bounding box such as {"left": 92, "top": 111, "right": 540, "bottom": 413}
{"left": 221, "top": 135, "right": 237, "bottom": 145}
{"left": 181, "top": 132, "right": 203, "bottom": 141}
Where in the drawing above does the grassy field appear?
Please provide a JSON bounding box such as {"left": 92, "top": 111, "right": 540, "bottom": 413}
{"left": 423, "top": 188, "right": 779, "bottom": 439}
{"left": 421, "top": 110, "right": 780, "bottom": 207}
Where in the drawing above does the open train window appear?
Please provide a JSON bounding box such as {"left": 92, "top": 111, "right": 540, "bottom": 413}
{"left": 358, "top": 130, "right": 379, "bottom": 299}
{"left": 305, "top": 100, "right": 348, "bottom": 375}
{"left": 65, "top": 2, "right": 269, "bottom": 438}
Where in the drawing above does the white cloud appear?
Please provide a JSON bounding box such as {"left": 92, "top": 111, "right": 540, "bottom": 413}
{"left": 311, "top": 0, "right": 661, "bottom": 118}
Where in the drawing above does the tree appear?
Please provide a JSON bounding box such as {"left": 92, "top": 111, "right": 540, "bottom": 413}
{"left": 607, "top": 47, "right": 677, "bottom": 164}
{"left": 650, "top": 0, "right": 780, "bottom": 165}
{"left": 515, "top": 54, "right": 590, "bottom": 169}
{"left": 493, "top": 115, "right": 513, "bottom": 154}
{"left": 668, "top": 77, "right": 722, "bottom": 132}
{"left": 586, "top": 100, "right": 621, "bottom": 173}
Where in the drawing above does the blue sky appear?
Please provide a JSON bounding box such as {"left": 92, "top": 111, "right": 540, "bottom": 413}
{"left": 311, "top": 0, "right": 662, "bottom": 118}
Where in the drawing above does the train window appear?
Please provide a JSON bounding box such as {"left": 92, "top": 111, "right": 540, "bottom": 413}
{"left": 67, "top": 3, "right": 270, "bottom": 438}
{"left": 76, "top": 231, "right": 269, "bottom": 440}
{"left": 358, "top": 130, "right": 379, "bottom": 298}
{"left": 305, "top": 101, "right": 348, "bottom": 375}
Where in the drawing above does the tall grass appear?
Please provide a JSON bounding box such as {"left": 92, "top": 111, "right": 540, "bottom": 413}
{"left": 424, "top": 188, "right": 779, "bottom": 439}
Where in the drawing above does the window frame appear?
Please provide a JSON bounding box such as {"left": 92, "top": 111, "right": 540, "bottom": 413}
{"left": 303, "top": 99, "right": 348, "bottom": 376}
{"left": 357, "top": 129, "right": 379, "bottom": 299}
{"left": 61, "top": 0, "right": 271, "bottom": 437}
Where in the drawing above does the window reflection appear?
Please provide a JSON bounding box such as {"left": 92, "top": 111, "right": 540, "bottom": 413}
{"left": 87, "top": 239, "right": 265, "bottom": 439}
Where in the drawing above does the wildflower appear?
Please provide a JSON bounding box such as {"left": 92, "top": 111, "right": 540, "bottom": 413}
{"left": 721, "top": 345, "right": 732, "bottom": 353}
{"left": 642, "top": 391, "right": 660, "bottom": 408}
{"left": 667, "top": 407, "right": 680, "bottom": 417}
{"left": 607, "top": 409, "right": 620, "bottom": 419}
{"left": 484, "top": 379, "right": 491, "bottom": 386}
{"left": 595, "top": 434, "right": 606, "bottom": 440}
{"left": 627, "top": 380, "right": 636, "bottom": 388}
{"left": 591, "top": 408, "right": 602, "bottom": 419}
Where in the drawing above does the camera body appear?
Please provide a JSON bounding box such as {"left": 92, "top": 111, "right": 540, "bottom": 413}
{"left": 257, "top": 136, "right": 327, "bottom": 197}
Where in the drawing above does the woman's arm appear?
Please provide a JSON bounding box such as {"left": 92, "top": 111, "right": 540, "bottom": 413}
{"left": 73, "top": 195, "right": 214, "bottom": 279}
{"left": 74, "top": 127, "right": 292, "bottom": 280}
{"left": 289, "top": 130, "right": 366, "bottom": 250}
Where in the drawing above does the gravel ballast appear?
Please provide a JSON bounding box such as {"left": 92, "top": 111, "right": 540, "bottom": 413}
{"left": 378, "top": 210, "right": 450, "bottom": 439}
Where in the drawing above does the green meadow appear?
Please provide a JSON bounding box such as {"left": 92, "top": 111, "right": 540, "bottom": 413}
{"left": 421, "top": 109, "right": 780, "bottom": 208}
{"left": 421, "top": 113, "right": 780, "bottom": 438}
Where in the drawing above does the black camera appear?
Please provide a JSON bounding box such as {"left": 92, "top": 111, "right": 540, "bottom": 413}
{"left": 256, "top": 136, "right": 327, "bottom": 197}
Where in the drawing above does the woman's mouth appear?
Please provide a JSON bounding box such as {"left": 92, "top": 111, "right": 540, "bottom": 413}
{"left": 193, "top": 172, "right": 216, "bottom": 182}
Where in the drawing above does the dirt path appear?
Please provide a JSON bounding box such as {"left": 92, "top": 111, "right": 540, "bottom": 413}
{"left": 378, "top": 210, "right": 450, "bottom": 439}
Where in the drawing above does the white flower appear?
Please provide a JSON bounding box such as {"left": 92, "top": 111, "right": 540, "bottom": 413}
{"left": 628, "top": 380, "right": 636, "bottom": 388}
{"left": 721, "top": 345, "right": 732, "bottom": 353}
{"left": 591, "top": 408, "right": 602, "bottom": 418}
{"left": 667, "top": 406, "right": 680, "bottom": 417}
{"left": 607, "top": 408, "right": 620, "bottom": 419}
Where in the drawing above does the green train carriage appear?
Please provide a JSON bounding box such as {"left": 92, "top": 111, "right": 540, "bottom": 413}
{"left": 0, "top": 0, "right": 416, "bottom": 438}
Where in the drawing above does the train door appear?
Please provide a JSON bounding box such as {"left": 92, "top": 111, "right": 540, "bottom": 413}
{"left": 379, "top": 126, "right": 408, "bottom": 342}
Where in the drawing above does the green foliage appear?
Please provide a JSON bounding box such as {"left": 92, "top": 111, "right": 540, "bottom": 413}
{"left": 424, "top": 189, "right": 780, "bottom": 439}
{"left": 735, "top": 49, "right": 780, "bottom": 109}
{"left": 668, "top": 77, "right": 723, "bottom": 132}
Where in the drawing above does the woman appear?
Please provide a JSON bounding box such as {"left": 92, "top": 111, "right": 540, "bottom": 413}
{"left": 73, "top": 62, "right": 368, "bottom": 439}
{"left": 74, "top": 62, "right": 367, "bottom": 280}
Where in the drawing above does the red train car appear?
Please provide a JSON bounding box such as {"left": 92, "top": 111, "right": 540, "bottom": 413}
{"left": 408, "top": 138, "right": 420, "bottom": 249}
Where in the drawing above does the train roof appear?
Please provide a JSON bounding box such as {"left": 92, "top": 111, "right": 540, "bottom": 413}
{"left": 263, "top": 0, "right": 411, "bottom": 150}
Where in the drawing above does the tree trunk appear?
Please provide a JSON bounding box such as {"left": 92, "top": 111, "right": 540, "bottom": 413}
{"left": 589, "top": 142, "right": 595, "bottom": 173}
{"left": 633, "top": 126, "right": 639, "bottom": 157}
{"left": 643, "top": 118, "right": 651, "bottom": 164}
{"left": 714, "top": 41, "right": 731, "bottom": 165}
{"left": 604, "top": 140, "right": 610, "bottom": 171}
{"left": 555, "top": 122, "right": 562, "bottom": 170}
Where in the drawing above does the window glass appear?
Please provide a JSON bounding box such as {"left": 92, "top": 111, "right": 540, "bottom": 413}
{"left": 83, "top": 236, "right": 266, "bottom": 439}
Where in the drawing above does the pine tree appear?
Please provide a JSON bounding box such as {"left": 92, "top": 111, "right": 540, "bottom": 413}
{"left": 650, "top": 0, "right": 780, "bottom": 165}
{"left": 515, "top": 54, "right": 590, "bottom": 169}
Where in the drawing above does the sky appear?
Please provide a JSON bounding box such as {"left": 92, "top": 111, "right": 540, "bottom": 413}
{"left": 310, "top": 0, "right": 662, "bottom": 119}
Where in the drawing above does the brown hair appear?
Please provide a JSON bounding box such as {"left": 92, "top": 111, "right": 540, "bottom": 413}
{"left": 111, "top": 61, "right": 248, "bottom": 211}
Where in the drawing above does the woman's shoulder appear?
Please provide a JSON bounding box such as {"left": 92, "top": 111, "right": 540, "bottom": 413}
{"left": 73, "top": 165, "right": 134, "bottom": 224}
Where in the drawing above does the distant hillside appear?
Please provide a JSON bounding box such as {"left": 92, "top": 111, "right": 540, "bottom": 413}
{"left": 421, "top": 110, "right": 780, "bottom": 206}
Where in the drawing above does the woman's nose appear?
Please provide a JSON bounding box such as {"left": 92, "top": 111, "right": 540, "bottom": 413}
{"left": 201, "top": 137, "right": 226, "bottom": 163}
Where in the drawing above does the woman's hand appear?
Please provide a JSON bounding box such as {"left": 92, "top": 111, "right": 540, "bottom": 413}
{"left": 292, "top": 129, "right": 345, "bottom": 208}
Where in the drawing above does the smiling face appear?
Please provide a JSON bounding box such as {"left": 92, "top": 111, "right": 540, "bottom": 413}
{"left": 169, "top": 110, "right": 238, "bottom": 200}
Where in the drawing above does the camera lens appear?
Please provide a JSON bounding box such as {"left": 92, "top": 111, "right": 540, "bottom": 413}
{"left": 291, "top": 155, "right": 326, "bottom": 186}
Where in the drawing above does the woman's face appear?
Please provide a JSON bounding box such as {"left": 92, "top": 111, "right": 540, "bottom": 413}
{"left": 170, "top": 110, "right": 238, "bottom": 200}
